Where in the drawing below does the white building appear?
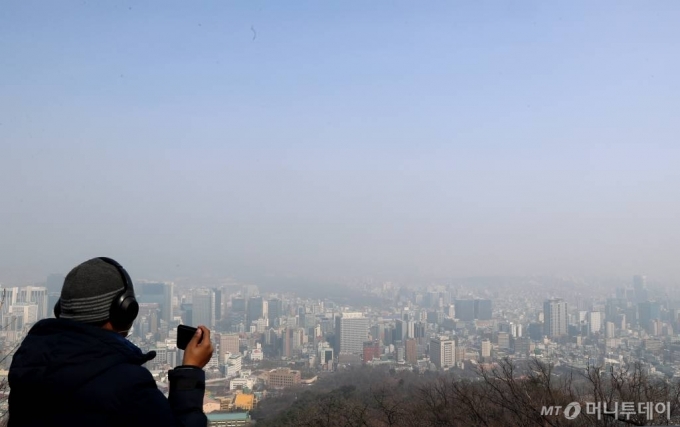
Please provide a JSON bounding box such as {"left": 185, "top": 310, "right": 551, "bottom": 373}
{"left": 229, "top": 375, "right": 255, "bottom": 391}
{"left": 430, "top": 337, "right": 455, "bottom": 369}
{"left": 481, "top": 339, "right": 491, "bottom": 358}
{"left": 589, "top": 311, "right": 603, "bottom": 335}
{"left": 249, "top": 343, "right": 263, "bottom": 361}
{"left": 226, "top": 354, "right": 242, "bottom": 377}
{"left": 335, "top": 312, "right": 369, "bottom": 355}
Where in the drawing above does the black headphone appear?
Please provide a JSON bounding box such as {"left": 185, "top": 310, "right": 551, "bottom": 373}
{"left": 54, "top": 257, "right": 139, "bottom": 329}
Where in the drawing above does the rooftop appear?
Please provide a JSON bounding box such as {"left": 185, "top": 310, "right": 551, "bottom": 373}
{"left": 206, "top": 412, "right": 250, "bottom": 421}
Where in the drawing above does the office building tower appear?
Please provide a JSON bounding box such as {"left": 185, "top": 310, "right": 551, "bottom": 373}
{"left": 268, "top": 298, "right": 282, "bottom": 326}
{"left": 219, "top": 333, "right": 240, "bottom": 362}
{"left": 638, "top": 301, "right": 661, "bottom": 329}
{"left": 497, "top": 332, "right": 510, "bottom": 348}
{"left": 247, "top": 296, "right": 266, "bottom": 327}
{"left": 297, "top": 306, "right": 308, "bottom": 328}
{"left": 18, "top": 287, "right": 49, "bottom": 321}
{"left": 406, "top": 320, "right": 415, "bottom": 339}
{"left": 544, "top": 299, "right": 568, "bottom": 338}
{"left": 395, "top": 320, "right": 406, "bottom": 342}
{"left": 440, "top": 291, "right": 452, "bottom": 306}
{"left": 192, "top": 288, "right": 215, "bottom": 328}
{"left": 481, "top": 339, "right": 491, "bottom": 358}
{"left": 213, "top": 287, "right": 222, "bottom": 322}
{"left": 605, "top": 321, "right": 615, "bottom": 339}
{"left": 454, "top": 300, "right": 475, "bottom": 321}
{"left": 9, "top": 303, "right": 39, "bottom": 330}
{"left": 430, "top": 337, "right": 455, "bottom": 369}
{"left": 513, "top": 337, "right": 532, "bottom": 356}
{"left": 45, "top": 274, "right": 65, "bottom": 294}
{"left": 232, "top": 297, "right": 247, "bottom": 313}
{"left": 455, "top": 344, "right": 466, "bottom": 363}
{"left": 180, "top": 303, "right": 193, "bottom": 326}
{"left": 588, "top": 311, "right": 603, "bottom": 335}
{"left": 633, "top": 275, "right": 649, "bottom": 303}
{"left": 528, "top": 322, "right": 543, "bottom": 341}
{"left": 474, "top": 299, "right": 493, "bottom": 320}
{"left": 414, "top": 322, "right": 426, "bottom": 338}
{"left": 396, "top": 345, "right": 405, "bottom": 363}
{"left": 335, "top": 312, "right": 369, "bottom": 355}
{"left": 405, "top": 338, "right": 417, "bottom": 364}
{"left": 362, "top": 341, "right": 380, "bottom": 364}
{"left": 425, "top": 291, "right": 440, "bottom": 308}
{"left": 282, "top": 327, "right": 295, "bottom": 358}
{"left": 137, "top": 282, "right": 174, "bottom": 324}
{"left": 3, "top": 288, "right": 19, "bottom": 312}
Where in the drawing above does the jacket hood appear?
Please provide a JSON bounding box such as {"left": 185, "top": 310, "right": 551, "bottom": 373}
{"left": 8, "top": 318, "right": 155, "bottom": 397}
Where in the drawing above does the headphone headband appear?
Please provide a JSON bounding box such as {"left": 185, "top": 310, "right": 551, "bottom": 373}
{"left": 54, "top": 257, "right": 139, "bottom": 329}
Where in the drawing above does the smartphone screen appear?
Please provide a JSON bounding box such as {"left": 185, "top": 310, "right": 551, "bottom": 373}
{"left": 177, "top": 324, "right": 197, "bottom": 350}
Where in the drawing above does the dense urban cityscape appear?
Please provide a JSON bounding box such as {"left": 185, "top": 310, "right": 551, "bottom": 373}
{"left": 1, "top": 273, "right": 678, "bottom": 425}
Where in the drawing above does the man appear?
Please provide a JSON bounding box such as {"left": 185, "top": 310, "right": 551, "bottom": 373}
{"left": 8, "top": 257, "right": 214, "bottom": 427}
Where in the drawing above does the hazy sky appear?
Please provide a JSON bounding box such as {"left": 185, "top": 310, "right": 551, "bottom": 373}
{"left": 1, "top": 1, "right": 680, "bottom": 285}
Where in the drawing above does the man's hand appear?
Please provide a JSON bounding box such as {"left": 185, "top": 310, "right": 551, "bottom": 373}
{"left": 182, "top": 325, "right": 214, "bottom": 368}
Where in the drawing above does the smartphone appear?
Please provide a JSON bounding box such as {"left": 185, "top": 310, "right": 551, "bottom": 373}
{"left": 177, "top": 324, "right": 198, "bottom": 350}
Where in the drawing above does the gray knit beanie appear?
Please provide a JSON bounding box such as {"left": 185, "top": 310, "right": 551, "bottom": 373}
{"left": 59, "top": 258, "right": 125, "bottom": 324}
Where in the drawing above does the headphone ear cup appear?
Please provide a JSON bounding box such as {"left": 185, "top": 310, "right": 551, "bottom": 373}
{"left": 122, "top": 297, "right": 139, "bottom": 325}
{"left": 110, "top": 294, "right": 139, "bottom": 329}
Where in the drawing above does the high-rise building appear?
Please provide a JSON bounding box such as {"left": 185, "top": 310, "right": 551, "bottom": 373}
{"left": 513, "top": 337, "right": 532, "bottom": 356}
{"left": 362, "top": 341, "right": 380, "bottom": 364}
{"left": 544, "top": 299, "right": 568, "bottom": 338}
{"left": 633, "top": 275, "right": 649, "bottom": 303}
{"left": 395, "top": 320, "right": 406, "bottom": 342}
{"left": 455, "top": 344, "right": 466, "bottom": 363}
{"left": 18, "top": 287, "right": 49, "bottom": 321}
{"left": 430, "top": 337, "right": 455, "bottom": 369}
{"left": 481, "top": 339, "right": 491, "bottom": 358}
{"left": 192, "top": 288, "right": 215, "bottom": 328}
{"left": 45, "top": 274, "right": 65, "bottom": 294}
{"left": 282, "top": 327, "right": 295, "bottom": 358}
{"left": 454, "top": 300, "right": 475, "bottom": 321}
{"left": 588, "top": 311, "right": 603, "bottom": 335}
{"left": 213, "top": 287, "right": 222, "bottom": 322}
{"left": 9, "top": 303, "right": 38, "bottom": 330}
{"left": 219, "top": 333, "right": 240, "bottom": 362}
{"left": 474, "top": 299, "right": 493, "bottom": 320}
{"left": 137, "top": 282, "right": 174, "bottom": 323}
{"left": 1, "top": 287, "right": 38, "bottom": 317}
{"left": 268, "top": 298, "right": 282, "bottom": 326}
{"left": 497, "top": 332, "right": 510, "bottom": 348}
{"left": 405, "top": 338, "right": 417, "bottom": 364}
{"left": 231, "top": 297, "right": 247, "bottom": 313}
{"left": 605, "top": 321, "right": 616, "bottom": 339}
{"left": 453, "top": 299, "right": 492, "bottom": 321}
{"left": 335, "top": 312, "right": 369, "bottom": 355}
{"left": 638, "top": 301, "right": 661, "bottom": 329}
{"left": 247, "top": 296, "right": 265, "bottom": 327}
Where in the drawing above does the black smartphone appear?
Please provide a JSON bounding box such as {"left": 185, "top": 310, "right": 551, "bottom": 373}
{"left": 177, "top": 324, "right": 197, "bottom": 350}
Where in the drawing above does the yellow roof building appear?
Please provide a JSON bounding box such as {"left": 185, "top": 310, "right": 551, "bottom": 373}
{"left": 233, "top": 393, "right": 255, "bottom": 411}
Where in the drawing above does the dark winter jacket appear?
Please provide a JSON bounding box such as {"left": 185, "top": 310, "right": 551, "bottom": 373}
{"left": 8, "top": 318, "right": 207, "bottom": 427}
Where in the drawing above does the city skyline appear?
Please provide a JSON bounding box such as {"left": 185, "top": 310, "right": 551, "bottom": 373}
{"left": 2, "top": 271, "right": 679, "bottom": 424}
